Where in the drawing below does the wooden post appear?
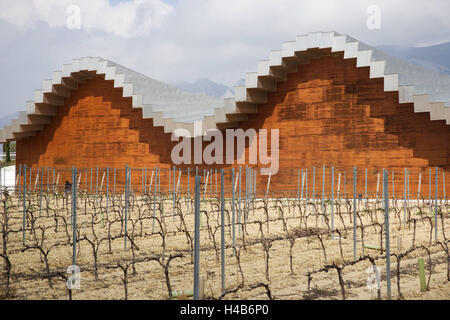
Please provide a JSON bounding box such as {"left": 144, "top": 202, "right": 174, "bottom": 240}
{"left": 384, "top": 169, "right": 391, "bottom": 300}
{"left": 418, "top": 258, "right": 427, "bottom": 292}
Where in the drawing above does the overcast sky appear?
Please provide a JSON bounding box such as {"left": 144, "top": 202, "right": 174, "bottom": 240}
{"left": 0, "top": 0, "right": 449, "bottom": 117}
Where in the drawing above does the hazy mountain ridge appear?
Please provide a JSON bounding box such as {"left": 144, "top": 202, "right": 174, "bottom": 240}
{"left": 174, "top": 78, "right": 245, "bottom": 98}
{"left": 175, "top": 79, "right": 230, "bottom": 98}
{"left": 377, "top": 42, "right": 450, "bottom": 75}
{"left": 0, "top": 112, "right": 18, "bottom": 152}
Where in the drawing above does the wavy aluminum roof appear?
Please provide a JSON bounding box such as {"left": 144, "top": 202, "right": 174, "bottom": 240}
{"left": 1, "top": 31, "right": 450, "bottom": 143}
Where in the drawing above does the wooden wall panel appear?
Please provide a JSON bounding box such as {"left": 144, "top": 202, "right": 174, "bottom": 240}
{"left": 16, "top": 50, "right": 450, "bottom": 197}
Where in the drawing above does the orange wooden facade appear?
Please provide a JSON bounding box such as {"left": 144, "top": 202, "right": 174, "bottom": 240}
{"left": 16, "top": 49, "right": 450, "bottom": 197}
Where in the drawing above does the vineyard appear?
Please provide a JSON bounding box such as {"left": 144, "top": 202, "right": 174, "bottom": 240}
{"left": 0, "top": 167, "right": 449, "bottom": 300}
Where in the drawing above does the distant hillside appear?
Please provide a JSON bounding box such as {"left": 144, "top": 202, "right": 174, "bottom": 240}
{"left": 174, "top": 78, "right": 245, "bottom": 98}
{"left": 233, "top": 78, "right": 245, "bottom": 87}
{"left": 0, "top": 112, "right": 18, "bottom": 127}
{"left": 175, "top": 79, "right": 230, "bottom": 98}
{"left": 0, "top": 112, "right": 18, "bottom": 153}
{"left": 377, "top": 42, "right": 450, "bottom": 75}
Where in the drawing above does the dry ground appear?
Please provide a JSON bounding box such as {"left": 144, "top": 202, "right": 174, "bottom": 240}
{"left": 0, "top": 192, "right": 449, "bottom": 300}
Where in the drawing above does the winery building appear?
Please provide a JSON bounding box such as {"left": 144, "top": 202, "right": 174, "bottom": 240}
{"left": 1, "top": 32, "right": 449, "bottom": 196}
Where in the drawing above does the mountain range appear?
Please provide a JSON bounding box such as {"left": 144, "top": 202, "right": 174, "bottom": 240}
{"left": 0, "top": 112, "right": 18, "bottom": 152}
{"left": 377, "top": 42, "right": 450, "bottom": 75}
